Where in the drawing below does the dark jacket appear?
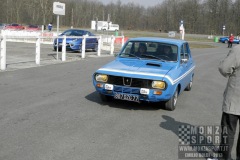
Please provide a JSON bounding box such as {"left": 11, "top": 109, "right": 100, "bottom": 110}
{"left": 218, "top": 46, "right": 240, "bottom": 115}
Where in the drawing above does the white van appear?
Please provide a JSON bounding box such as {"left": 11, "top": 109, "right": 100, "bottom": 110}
{"left": 91, "top": 21, "right": 119, "bottom": 31}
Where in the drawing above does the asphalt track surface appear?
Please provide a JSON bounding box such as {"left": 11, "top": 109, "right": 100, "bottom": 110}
{"left": 0, "top": 41, "right": 238, "bottom": 160}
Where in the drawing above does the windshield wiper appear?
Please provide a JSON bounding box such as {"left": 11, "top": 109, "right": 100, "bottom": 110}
{"left": 121, "top": 53, "right": 141, "bottom": 59}
{"left": 141, "top": 54, "right": 165, "bottom": 61}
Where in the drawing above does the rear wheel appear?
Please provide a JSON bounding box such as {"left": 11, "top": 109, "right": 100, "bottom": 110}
{"left": 54, "top": 48, "right": 62, "bottom": 51}
{"left": 165, "top": 88, "right": 178, "bottom": 111}
{"left": 185, "top": 77, "right": 193, "bottom": 91}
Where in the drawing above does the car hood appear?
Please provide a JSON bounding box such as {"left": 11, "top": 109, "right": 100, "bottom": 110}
{"left": 96, "top": 58, "right": 176, "bottom": 80}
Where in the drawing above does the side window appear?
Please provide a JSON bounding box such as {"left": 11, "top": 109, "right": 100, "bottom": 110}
{"left": 181, "top": 43, "right": 190, "bottom": 60}
{"left": 63, "top": 31, "right": 72, "bottom": 36}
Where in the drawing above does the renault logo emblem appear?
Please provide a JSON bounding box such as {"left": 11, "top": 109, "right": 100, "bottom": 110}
{"left": 123, "top": 77, "right": 132, "bottom": 86}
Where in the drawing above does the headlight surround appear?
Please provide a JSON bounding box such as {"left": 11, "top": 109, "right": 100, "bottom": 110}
{"left": 95, "top": 74, "right": 108, "bottom": 82}
{"left": 152, "top": 81, "right": 166, "bottom": 89}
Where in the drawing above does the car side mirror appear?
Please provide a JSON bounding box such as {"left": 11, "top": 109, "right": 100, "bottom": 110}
{"left": 181, "top": 58, "right": 188, "bottom": 63}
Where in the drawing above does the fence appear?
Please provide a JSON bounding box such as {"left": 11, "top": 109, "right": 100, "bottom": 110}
{"left": 0, "top": 30, "right": 127, "bottom": 71}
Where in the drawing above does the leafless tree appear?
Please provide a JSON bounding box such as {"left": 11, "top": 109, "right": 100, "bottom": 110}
{"left": 0, "top": 0, "right": 239, "bottom": 35}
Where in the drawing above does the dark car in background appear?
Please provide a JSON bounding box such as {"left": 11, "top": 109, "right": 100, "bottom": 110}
{"left": 219, "top": 36, "right": 240, "bottom": 44}
{"left": 53, "top": 29, "right": 98, "bottom": 52}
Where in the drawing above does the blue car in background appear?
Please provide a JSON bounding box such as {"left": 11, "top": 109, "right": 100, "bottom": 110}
{"left": 92, "top": 37, "right": 195, "bottom": 111}
{"left": 219, "top": 36, "right": 240, "bottom": 44}
{"left": 53, "top": 29, "right": 98, "bottom": 52}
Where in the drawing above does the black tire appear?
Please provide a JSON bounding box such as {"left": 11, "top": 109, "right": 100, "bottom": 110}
{"left": 165, "top": 88, "right": 178, "bottom": 111}
{"left": 55, "top": 48, "right": 62, "bottom": 51}
{"left": 99, "top": 94, "right": 112, "bottom": 102}
{"left": 185, "top": 77, "right": 193, "bottom": 91}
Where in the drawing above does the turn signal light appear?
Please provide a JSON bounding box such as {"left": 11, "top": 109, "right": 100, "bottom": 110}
{"left": 96, "top": 83, "right": 103, "bottom": 88}
{"left": 154, "top": 90, "right": 162, "bottom": 95}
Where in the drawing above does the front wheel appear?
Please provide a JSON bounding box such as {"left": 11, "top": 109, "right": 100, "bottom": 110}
{"left": 165, "top": 88, "right": 178, "bottom": 111}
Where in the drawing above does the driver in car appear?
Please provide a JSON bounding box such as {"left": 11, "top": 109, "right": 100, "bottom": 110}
{"left": 162, "top": 45, "right": 177, "bottom": 61}
{"left": 135, "top": 43, "right": 147, "bottom": 57}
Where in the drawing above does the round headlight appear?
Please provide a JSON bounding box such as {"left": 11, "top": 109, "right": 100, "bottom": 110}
{"left": 152, "top": 81, "right": 166, "bottom": 89}
{"left": 95, "top": 74, "right": 108, "bottom": 82}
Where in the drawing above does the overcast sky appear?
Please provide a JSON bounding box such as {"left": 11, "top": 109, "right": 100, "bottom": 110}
{"left": 99, "top": 0, "right": 164, "bottom": 8}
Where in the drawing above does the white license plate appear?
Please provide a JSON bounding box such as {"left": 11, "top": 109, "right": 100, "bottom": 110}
{"left": 114, "top": 93, "right": 139, "bottom": 102}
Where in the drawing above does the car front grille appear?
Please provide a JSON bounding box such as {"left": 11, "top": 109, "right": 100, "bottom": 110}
{"left": 108, "top": 75, "right": 152, "bottom": 88}
{"left": 114, "top": 86, "right": 141, "bottom": 94}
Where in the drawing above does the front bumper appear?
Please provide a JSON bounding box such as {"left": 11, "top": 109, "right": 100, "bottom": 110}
{"left": 94, "top": 82, "right": 173, "bottom": 102}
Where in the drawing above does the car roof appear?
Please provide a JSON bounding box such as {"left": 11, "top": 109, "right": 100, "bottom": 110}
{"left": 128, "top": 37, "right": 187, "bottom": 46}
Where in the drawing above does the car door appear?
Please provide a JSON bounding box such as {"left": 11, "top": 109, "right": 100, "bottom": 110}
{"left": 179, "top": 43, "right": 193, "bottom": 90}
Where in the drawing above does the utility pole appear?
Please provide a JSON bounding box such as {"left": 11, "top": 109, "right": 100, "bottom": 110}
{"left": 71, "top": 8, "right": 74, "bottom": 28}
{"left": 223, "top": 25, "right": 225, "bottom": 36}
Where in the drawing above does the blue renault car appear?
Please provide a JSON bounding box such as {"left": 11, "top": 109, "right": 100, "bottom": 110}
{"left": 53, "top": 29, "right": 98, "bottom": 52}
{"left": 92, "top": 37, "right": 195, "bottom": 111}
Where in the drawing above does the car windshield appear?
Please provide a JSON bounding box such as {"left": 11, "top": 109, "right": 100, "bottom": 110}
{"left": 119, "top": 41, "right": 178, "bottom": 61}
{"left": 62, "top": 30, "right": 84, "bottom": 36}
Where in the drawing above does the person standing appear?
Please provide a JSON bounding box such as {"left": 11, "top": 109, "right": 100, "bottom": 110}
{"left": 210, "top": 46, "right": 240, "bottom": 160}
{"left": 48, "top": 23, "right": 52, "bottom": 32}
{"left": 228, "top": 33, "right": 234, "bottom": 48}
